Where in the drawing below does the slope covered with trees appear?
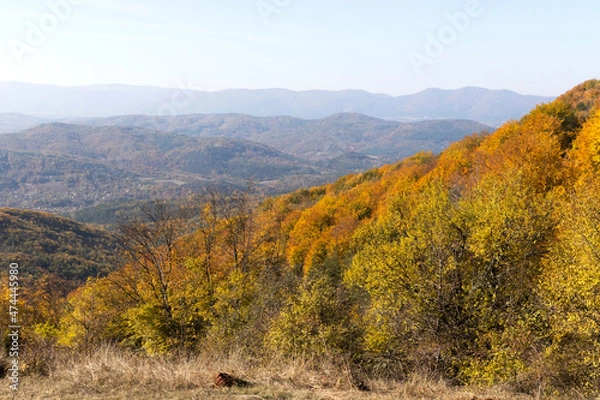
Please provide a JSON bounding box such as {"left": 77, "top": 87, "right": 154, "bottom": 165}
{"left": 0, "top": 124, "right": 336, "bottom": 213}
{"left": 79, "top": 113, "right": 491, "bottom": 162}
{"left": 0, "top": 208, "right": 120, "bottom": 362}
{"left": 0, "top": 124, "right": 318, "bottom": 179}
{"left": 4, "top": 80, "right": 600, "bottom": 397}
{"left": 0, "top": 119, "right": 489, "bottom": 214}
{"left": 0, "top": 208, "right": 119, "bottom": 282}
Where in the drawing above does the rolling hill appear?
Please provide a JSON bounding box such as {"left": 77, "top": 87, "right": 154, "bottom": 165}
{"left": 0, "top": 113, "right": 49, "bottom": 133}
{"left": 0, "top": 207, "right": 120, "bottom": 283}
{"left": 0, "top": 114, "right": 492, "bottom": 214}
{"left": 0, "top": 148, "right": 143, "bottom": 210}
{"left": 76, "top": 113, "right": 492, "bottom": 162}
{"left": 0, "top": 124, "right": 337, "bottom": 213}
{"left": 0, "top": 123, "right": 318, "bottom": 179}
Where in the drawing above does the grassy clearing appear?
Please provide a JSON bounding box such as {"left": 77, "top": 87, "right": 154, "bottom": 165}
{"left": 0, "top": 346, "right": 564, "bottom": 399}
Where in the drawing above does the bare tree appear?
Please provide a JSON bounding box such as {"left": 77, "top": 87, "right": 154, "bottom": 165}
{"left": 118, "top": 200, "right": 194, "bottom": 321}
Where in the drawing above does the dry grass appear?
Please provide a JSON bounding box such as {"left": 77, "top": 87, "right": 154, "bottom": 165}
{"left": 0, "top": 346, "right": 550, "bottom": 399}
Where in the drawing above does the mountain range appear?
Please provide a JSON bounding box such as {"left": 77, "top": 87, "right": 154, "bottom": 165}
{"left": 0, "top": 82, "right": 552, "bottom": 216}
{"left": 0, "top": 82, "right": 554, "bottom": 126}
{"left": 0, "top": 115, "right": 490, "bottom": 214}
{"left": 0, "top": 123, "right": 328, "bottom": 213}
{"left": 75, "top": 113, "right": 490, "bottom": 162}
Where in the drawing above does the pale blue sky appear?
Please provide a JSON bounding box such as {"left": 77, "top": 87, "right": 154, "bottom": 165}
{"left": 0, "top": 0, "right": 598, "bottom": 96}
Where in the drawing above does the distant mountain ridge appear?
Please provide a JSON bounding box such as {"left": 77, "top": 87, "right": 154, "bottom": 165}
{"left": 0, "top": 123, "right": 329, "bottom": 212}
{"left": 0, "top": 82, "right": 554, "bottom": 126}
{"left": 0, "top": 113, "right": 49, "bottom": 133}
{"left": 0, "top": 123, "right": 314, "bottom": 178}
{"left": 76, "top": 113, "right": 491, "bottom": 162}
{"left": 0, "top": 116, "right": 490, "bottom": 213}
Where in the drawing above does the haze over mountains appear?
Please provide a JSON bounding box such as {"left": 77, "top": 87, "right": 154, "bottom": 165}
{"left": 77, "top": 113, "right": 490, "bottom": 162}
{"left": 4, "top": 81, "right": 598, "bottom": 398}
{"left": 0, "top": 116, "right": 490, "bottom": 214}
{"left": 0, "top": 82, "right": 553, "bottom": 126}
{"left": 0, "top": 123, "right": 324, "bottom": 213}
{"left": 0, "top": 81, "right": 555, "bottom": 216}
{"left": 0, "top": 112, "right": 48, "bottom": 133}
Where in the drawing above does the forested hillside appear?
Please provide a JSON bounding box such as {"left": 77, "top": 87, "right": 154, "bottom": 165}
{"left": 0, "top": 124, "right": 318, "bottom": 179}
{"left": 78, "top": 113, "right": 491, "bottom": 161}
{"left": 0, "top": 124, "right": 334, "bottom": 213}
{"left": 0, "top": 119, "right": 489, "bottom": 214}
{"left": 0, "top": 208, "right": 119, "bottom": 282}
{"left": 3, "top": 80, "right": 600, "bottom": 397}
{"left": 0, "top": 208, "right": 120, "bottom": 358}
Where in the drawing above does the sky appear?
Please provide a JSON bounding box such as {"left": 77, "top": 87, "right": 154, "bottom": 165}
{"left": 0, "top": 0, "right": 598, "bottom": 96}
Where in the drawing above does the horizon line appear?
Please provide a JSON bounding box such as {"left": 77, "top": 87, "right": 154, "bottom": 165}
{"left": 0, "top": 80, "right": 558, "bottom": 99}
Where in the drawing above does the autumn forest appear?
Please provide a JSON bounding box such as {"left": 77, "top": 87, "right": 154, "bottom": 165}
{"left": 2, "top": 80, "right": 600, "bottom": 398}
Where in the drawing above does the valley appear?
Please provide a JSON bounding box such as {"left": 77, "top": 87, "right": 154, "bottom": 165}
{"left": 0, "top": 115, "right": 490, "bottom": 216}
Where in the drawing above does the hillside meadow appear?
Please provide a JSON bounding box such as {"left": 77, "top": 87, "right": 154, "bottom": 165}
{"left": 0, "top": 346, "right": 541, "bottom": 399}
